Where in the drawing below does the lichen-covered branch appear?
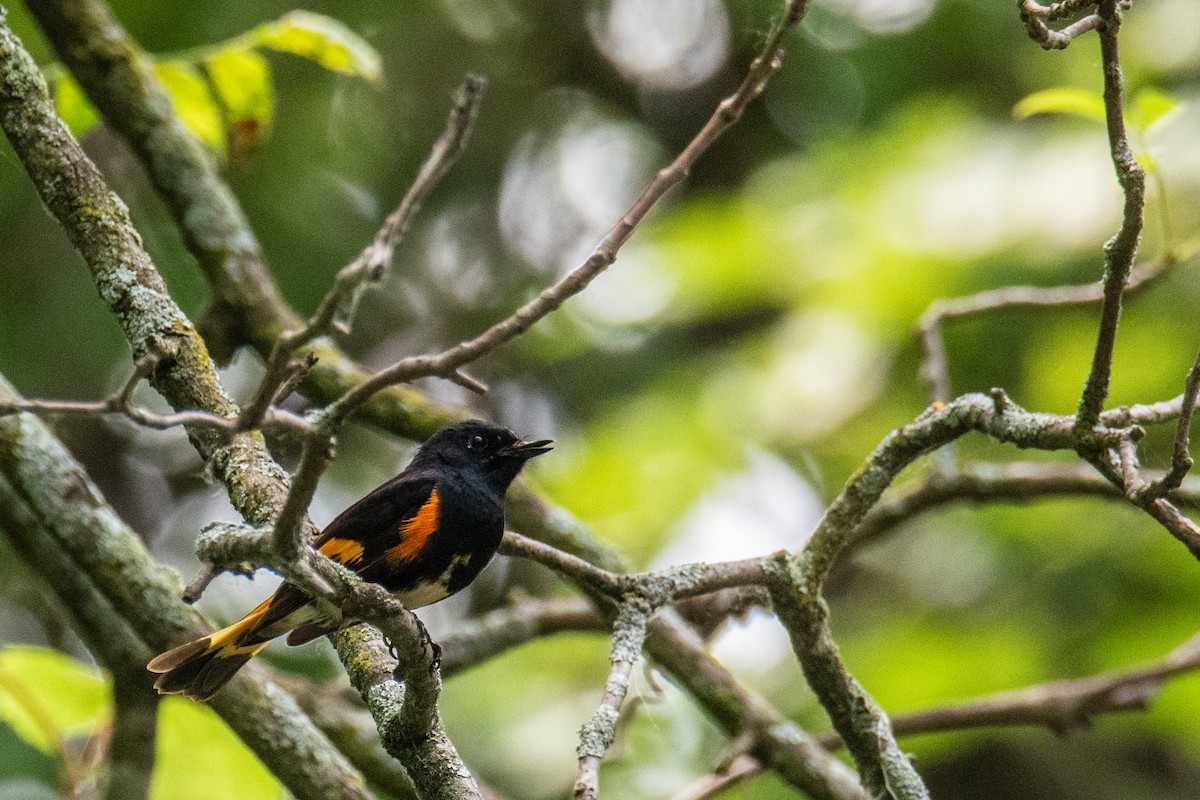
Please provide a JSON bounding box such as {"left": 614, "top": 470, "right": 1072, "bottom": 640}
{"left": 1072, "top": 0, "right": 1145, "bottom": 437}
{"left": 333, "top": 624, "right": 481, "bottom": 800}
{"left": 24, "top": 0, "right": 294, "bottom": 358}
{"left": 771, "top": 392, "right": 1111, "bottom": 798}
{"left": 573, "top": 597, "right": 651, "bottom": 800}
{"left": 2, "top": 11, "right": 472, "bottom": 791}
{"left": 0, "top": 375, "right": 373, "bottom": 800}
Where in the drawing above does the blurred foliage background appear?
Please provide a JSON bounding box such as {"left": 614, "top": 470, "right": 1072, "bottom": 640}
{"left": 1, "top": 0, "right": 1199, "bottom": 797}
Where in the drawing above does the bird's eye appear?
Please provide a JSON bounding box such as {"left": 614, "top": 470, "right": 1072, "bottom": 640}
{"left": 467, "top": 434, "right": 486, "bottom": 450}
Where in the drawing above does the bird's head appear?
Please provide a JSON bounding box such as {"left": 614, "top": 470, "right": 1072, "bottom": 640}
{"left": 417, "top": 419, "right": 552, "bottom": 492}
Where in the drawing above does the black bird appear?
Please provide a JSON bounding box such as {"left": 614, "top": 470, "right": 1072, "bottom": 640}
{"left": 148, "top": 419, "right": 552, "bottom": 700}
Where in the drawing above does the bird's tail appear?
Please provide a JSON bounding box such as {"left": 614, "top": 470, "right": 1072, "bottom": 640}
{"left": 148, "top": 597, "right": 278, "bottom": 701}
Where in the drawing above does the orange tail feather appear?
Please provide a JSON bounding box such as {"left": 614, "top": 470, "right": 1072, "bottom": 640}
{"left": 148, "top": 599, "right": 274, "bottom": 701}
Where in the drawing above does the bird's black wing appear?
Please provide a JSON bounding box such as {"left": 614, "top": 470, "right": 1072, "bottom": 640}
{"left": 251, "top": 472, "right": 442, "bottom": 646}
{"left": 313, "top": 470, "right": 442, "bottom": 585}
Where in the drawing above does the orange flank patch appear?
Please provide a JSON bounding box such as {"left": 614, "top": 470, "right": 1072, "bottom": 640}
{"left": 384, "top": 489, "right": 441, "bottom": 564}
{"left": 320, "top": 536, "right": 366, "bottom": 565}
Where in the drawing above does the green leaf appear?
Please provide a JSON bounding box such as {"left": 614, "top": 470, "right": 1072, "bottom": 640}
{"left": 252, "top": 10, "right": 382, "bottom": 85}
{"left": 151, "top": 697, "right": 281, "bottom": 800}
{"left": 1013, "top": 87, "right": 1106, "bottom": 122}
{"left": 204, "top": 48, "right": 273, "bottom": 159}
{"left": 1128, "top": 88, "right": 1181, "bottom": 133}
{"left": 204, "top": 48, "right": 273, "bottom": 127}
{"left": 155, "top": 60, "right": 227, "bottom": 159}
{"left": 49, "top": 72, "right": 99, "bottom": 139}
{"left": 0, "top": 647, "right": 107, "bottom": 756}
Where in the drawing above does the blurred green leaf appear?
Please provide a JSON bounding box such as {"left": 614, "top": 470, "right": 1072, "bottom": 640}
{"left": 204, "top": 48, "right": 273, "bottom": 160}
{"left": 151, "top": 697, "right": 281, "bottom": 800}
{"left": 1013, "top": 87, "right": 1106, "bottom": 123}
{"left": 205, "top": 48, "right": 273, "bottom": 129}
{"left": 251, "top": 10, "right": 382, "bottom": 85}
{"left": 155, "top": 60, "right": 227, "bottom": 159}
{"left": 48, "top": 72, "right": 98, "bottom": 139}
{"left": 1127, "top": 88, "right": 1181, "bottom": 133}
{"left": 0, "top": 647, "right": 106, "bottom": 756}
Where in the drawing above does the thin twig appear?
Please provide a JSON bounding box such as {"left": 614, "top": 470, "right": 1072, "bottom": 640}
{"left": 669, "top": 756, "right": 761, "bottom": 800}
{"left": 1018, "top": 0, "right": 1103, "bottom": 49}
{"left": 323, "top": 0, "right": 812, "bottom": 426}
{"left": 573, "top": 598, "right": 651, "bottom": 800}
{"left": 917, "top": 257, "right": 1173, "bottom": 403}
{"left": 1141, "top": 348, "right": 1200, "bottom": 497}
{"left": 816, "top": 631, "right": 1200, "bottom": 747}
{"left": 1073, "top": 0, "right": 1146, "bottom": 438}
{"left": 269, "top": 429, "right": 336, "bottom": 564}
{"left": 243, "top": 74, "right": 488, "bottom": 428}
{"left": 848, "top": 460, "right": 1200, "bottom": 554}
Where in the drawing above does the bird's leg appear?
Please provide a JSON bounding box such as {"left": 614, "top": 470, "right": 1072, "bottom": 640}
{"left": 383, "top": 615, "right": 441, "bottom": 670}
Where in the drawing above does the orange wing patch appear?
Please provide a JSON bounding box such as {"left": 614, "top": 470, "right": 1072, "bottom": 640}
{"left": 320, "top": 536, "right": 366, "bottom": 565}
{"left": 384, "top": 489, "right": 441, "bottom": 565}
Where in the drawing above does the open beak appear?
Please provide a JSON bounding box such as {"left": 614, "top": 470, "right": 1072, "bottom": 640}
{"left": 499, "top": 438, "right": 554, "bottom": 459}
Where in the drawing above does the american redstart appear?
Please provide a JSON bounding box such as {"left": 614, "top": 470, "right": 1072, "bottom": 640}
{"left": 148, "top": 419, "right": 552, "bottom": 700}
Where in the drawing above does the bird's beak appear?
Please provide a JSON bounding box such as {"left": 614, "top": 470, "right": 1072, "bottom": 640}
{"left": 499, "top": 438, "right": 554, "bottom": 459}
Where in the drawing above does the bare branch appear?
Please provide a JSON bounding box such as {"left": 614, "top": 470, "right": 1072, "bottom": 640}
{"left": 1073, "top": 0, "right": 1146, "bottom": 437}
{"left": 574, "top": 598, "right": 651, "bottom": 800}
{"left": 848, "top": 460, "right": 1200, "bottom": 554}
{"left": 816, "top": 631, "right": 1200, "bottom": 746}
{"left": 1017, "top": 0, "right": 1127, "bottom": 49}
{"left": 324, "top": 0, "right": 814, "bottom": 425}
{"left": 0, "top": 354, "right": 234, "bottom": 432}
{"left": 669, "top": 755, "right": 761, "bottom": 800}
{"left": 917, "top": 257, "right": 1173, "bottom": 403}
{"left": 439, "top": 596, "right": 606, "bottom": 678}
{"left": 245, "top": 75, "right": 488, "bottom": 425}
{"left": 1141, "top": 348, "right": 1200, "bottom": 497}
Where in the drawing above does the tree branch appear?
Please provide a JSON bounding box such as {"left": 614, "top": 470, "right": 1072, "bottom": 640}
{"left": 438, "top": 596, "right": 606, "bottom": 678}
{"left": 0, "top": 375, "right": 373, "bottom": 800}
{"left": 333, "top": 624, "right": 480, "bottom": 800}
{"left": 2, "top": 9, "right": 474, "bottom": 790}
{"left": 816, "top": 631, "right": 1200, "bottom": 746}
{"left": 848, "top": 460, "right": 1200, "bottom": 554}
{"left": 316, "top": 0, "right": 817, "bottom": 426}
{"left": 1072, "top": 0, "right": 1145, "bottom": 437}
{"left": 917, "top": 256, "right": 1174, "bottom": 404}
{"left": 1140, "top": 348, "right": 1200, "bottom": 498}
{"left": 107, "top": 670, "right": 158, "bottom": 800}
{"left": 573, "top": 598, "right": 651, "bottom": 800}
